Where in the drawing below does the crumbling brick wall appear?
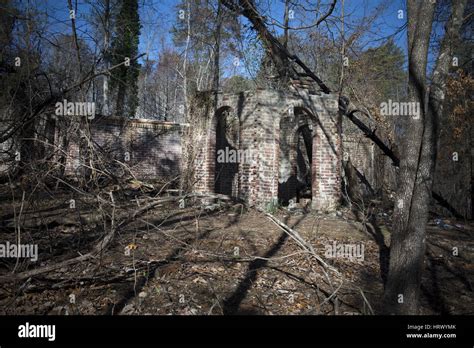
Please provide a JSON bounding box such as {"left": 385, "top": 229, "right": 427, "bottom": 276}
{"left": 64, "top": 117, "right": 183, "bottom": 181}
{"left": 60, "top": 89, "right": 341, "bottom": 211}
{"left": 342, "top": 135, "right": 376, "bottom": 198}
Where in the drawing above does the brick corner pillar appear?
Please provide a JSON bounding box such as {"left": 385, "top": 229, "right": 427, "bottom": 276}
{"left": 311, "top": 96, "right": 342, "bottom": 211}
{"left": 193, "top": 94, "right": 221, "bottom": 197}
{"left": 193, "top": 117, "right": 215, "bottom": 195}
{"left": 63, "top": 126, "right": 81, "bottom": 177}
{"left": 252, "top": 95, "right": 280, "bottom": 209}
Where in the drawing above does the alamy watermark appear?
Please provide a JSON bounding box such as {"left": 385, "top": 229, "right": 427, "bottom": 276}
{"left": 216, "top": 147, "right": 258, "bottom": 164}
{"left": 380, "top": 99, "right": 420, "bottom": 119}
{"left": 55, "top": 99, "right": 95, "bottom": 119}
{"left": 18, "top": 322, "right": 55, "bottom": 341}
{"left": 0, "top": 241, "right": 38, "bottom": 262}
{"left": 324, "top": 241, "right": 364, "bottom": 262}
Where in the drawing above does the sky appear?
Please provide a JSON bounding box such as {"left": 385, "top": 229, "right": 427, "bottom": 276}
{"left": 135, "top": 0, "right": 410, "bottom": 59}
{"left": 25, "top": 0, "right": 445, "bottom": 76}
{"left": 137, "top": 0, "right": 411, "bottom": 76}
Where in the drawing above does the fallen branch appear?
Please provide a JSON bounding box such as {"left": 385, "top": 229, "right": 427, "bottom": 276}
{"left": 358, "top": 286, "right": 375, "bottom": 315}
{"left": 319, "top": 282, "right": 343, "bottom": 307}
{"left": 258, "top": 208, "right": 339, "bottom": 275}
{"left": 0, "top": 195, "right": 187, "bottom": 283}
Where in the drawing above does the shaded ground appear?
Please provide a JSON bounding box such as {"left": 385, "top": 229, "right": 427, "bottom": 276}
{"left": 0, "top": 190, "right": 472, "bottom": 315}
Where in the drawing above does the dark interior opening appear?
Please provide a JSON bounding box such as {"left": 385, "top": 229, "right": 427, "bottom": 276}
{"left": 214, "top": 107, "right": 239, "bottom": 196}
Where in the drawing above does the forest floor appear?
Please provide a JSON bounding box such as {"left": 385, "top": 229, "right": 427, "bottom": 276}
{"left": 0, "top": 185, "right": 472, "bottom": 315}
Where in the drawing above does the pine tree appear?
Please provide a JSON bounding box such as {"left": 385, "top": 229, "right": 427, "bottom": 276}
{"left": 110, "top": 0, "right": 141, "bottom": 117}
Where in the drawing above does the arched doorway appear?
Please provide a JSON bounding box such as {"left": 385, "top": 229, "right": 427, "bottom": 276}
{"left": 278, "top": 107, "right": 313, "bottom": 205}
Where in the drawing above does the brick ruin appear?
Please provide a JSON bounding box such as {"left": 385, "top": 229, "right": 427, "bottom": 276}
{"left": 61, "top": 88, "right": 343, "bottom": 211}
{"left": 2, "top": 88, "right": 468, "bottom": 218}
{"left": 193, "top": 89, "right": 341, "bottom": 211}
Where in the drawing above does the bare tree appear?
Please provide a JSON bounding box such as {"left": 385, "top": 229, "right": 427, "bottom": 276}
{"left": 383, "top": 0, "right": 468, "bottom": 314}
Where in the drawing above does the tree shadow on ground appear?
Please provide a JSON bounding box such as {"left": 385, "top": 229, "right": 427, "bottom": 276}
{"left": 421, "top": 252, "right": 450, "bottom": 315}
{"left": 222, "top": 213, "right": 309, "bottom": 315}
{"left": 352, "top": 207, "right": 390, "bottom": 286}
{"left": 106, "top": 208, "right": 240, "bottom": 315}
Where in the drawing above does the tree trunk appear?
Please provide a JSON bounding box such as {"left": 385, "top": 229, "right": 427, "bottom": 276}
{"left": 283, "top": 0, "right": 289, "bottom": 49}
{"left": 383, "top": 0, "right": 467, "bottom": 314}
{"left": 213, "top": 0, "right": 222, "bottom": 96}
{"left": 182, "top": 1, "right": 191, "bottom": 120}
{"left": 103, "top": 0, "right": 110, "bottom": 116}
{"left": 116, "top": 85, "right": 125, "bottom": 116}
